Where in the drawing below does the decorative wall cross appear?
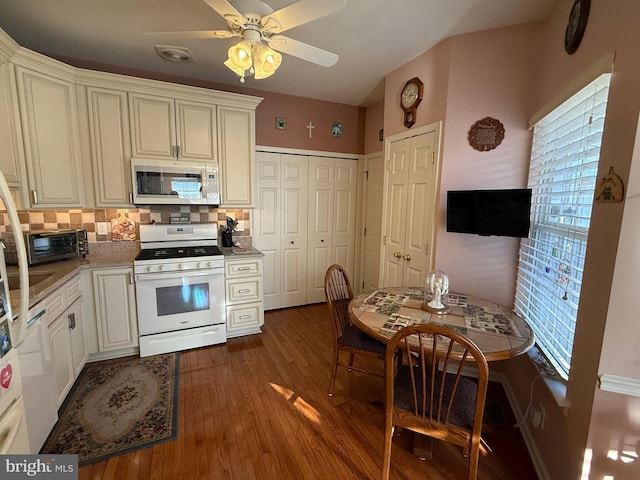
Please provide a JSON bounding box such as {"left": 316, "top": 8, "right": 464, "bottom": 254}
{"left": 306, "top": 121, "right": 315, "bottom": 138}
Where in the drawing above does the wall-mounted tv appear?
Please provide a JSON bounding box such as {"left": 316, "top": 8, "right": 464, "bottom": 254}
{"left": 446, "top": 189, "right": 532, "bottom": 238}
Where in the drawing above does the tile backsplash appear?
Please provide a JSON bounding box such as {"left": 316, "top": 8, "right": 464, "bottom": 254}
{"left": 0, "top": 205, "right": 251, "bottom": 243}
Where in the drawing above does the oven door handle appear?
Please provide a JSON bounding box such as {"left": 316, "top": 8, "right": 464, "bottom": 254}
{"left": 135, "top": 269, "right": 223, "bottom": 282}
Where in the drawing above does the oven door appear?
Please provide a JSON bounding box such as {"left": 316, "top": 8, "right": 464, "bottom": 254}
{"left": 134, "top": 268, "right": 225, "bottom": 336}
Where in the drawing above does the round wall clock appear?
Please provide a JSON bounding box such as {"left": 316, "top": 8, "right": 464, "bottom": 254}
{"left": 400, "top": 77, "right": 423, "bottom": 128}
{"left": 564, "top": 0, "right": 590, "bottom": 54}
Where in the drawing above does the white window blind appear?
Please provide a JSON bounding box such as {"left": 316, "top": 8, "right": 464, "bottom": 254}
{"left": 515, "top": 73, "right": 611, "bottom": 379}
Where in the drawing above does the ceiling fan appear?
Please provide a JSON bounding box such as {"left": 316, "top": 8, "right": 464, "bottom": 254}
{"left": 147, "top": 0, "right": 346, "bottom": 82}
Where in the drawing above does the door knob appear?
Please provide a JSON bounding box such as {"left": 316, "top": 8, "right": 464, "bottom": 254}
{"left": 393, "top": 252, "right": 402, "bottom": 258}
{"left": 403, "top": 254, "right": 411, "bottom": 261}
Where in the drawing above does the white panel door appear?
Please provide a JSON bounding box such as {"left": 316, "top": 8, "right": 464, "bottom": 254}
{"left": 363, "top": 153, "right": 384, "bottom": 291}
{"left": 382, "top": 130, "right": 439, "bottom": 287}
{"left": 332, "top": 159, "right": 358, "bottom": 280}
{"left": 281, "top": 154, "right": 308, "bottom": 307}
{"left": 382, "top": 138, "right": 410, "bottom": 287}
{"left": 403, "top": 131, "right": 437, "bottom": 286}
{"left": 254, "top": 152, "right": 281, "bottom": 310}
{"left": 307, "top": 156, "right": 334, "bottom": 303}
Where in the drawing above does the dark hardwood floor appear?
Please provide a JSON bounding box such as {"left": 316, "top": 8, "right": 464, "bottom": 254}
{"left": 79, "top": 303, "right": 538, "bottom": 480}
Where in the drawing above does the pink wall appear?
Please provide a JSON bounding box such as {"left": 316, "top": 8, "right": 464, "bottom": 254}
{"left": 383, "top": 24, "right": 540, "bottom": 308}
{"left": 381, "top": 1, "right": 640, "bottom": 477}
{"left": 364, "top": 100, "right": 384, "bottom": 154}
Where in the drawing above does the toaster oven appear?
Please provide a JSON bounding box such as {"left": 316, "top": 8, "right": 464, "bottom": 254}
{"left": 2, "top": 229, "right": 89, "bottom": 265}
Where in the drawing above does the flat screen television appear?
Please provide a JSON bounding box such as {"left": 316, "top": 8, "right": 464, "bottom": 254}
{"left": 446, "top": 189, "right": 532, "bottom": 238}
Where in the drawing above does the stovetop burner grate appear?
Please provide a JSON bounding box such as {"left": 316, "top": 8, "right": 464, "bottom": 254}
{"left": 134, "top": 245, "right": 223, "bottom": 262}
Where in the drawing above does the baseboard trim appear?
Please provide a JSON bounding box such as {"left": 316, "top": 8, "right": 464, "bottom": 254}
{"left": 493, "top": 371, "right": 550, "bottom": 480}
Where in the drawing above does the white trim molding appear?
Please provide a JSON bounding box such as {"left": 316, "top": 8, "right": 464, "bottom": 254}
{"left": 599, "top": 374, "right": 640, "bottom": 397}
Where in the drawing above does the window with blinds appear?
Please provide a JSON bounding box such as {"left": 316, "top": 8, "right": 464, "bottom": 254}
{"left": 515, "top": 73, "right": 611, "bottom": 380}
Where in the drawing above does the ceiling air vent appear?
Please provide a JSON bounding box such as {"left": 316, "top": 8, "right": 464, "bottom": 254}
{"left": 154, "top": 45, "right": 194, "bottom": 63}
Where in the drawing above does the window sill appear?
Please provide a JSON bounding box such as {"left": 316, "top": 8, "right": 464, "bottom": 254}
{"left": 527, "top": 346, "right": 571, "bottom": 416}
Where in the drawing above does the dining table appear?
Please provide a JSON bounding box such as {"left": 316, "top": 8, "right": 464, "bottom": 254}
{"left": 348, "top": 286, "right": 535, "bottom": 361}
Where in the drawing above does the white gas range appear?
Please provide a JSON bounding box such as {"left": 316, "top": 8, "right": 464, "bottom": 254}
{"left": 134, "top": 224, "right": 226, "bottom": 357}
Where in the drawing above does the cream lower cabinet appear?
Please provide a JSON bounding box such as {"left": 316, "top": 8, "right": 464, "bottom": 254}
{"left": 47, "top": 275, "right": 87, "bottom": 407}
{"left": 92, "top": 267, "right": 139, "bottom": 352}
{"left": 225, "top": 257, "right": 264, "bottom": 338}
{"left": 14, "top": 65, "right": 85, "bottom": 207}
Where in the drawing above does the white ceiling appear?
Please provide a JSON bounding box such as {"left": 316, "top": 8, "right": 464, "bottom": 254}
{"left": 0, "top": 0, "right": 559, "bottom": 106}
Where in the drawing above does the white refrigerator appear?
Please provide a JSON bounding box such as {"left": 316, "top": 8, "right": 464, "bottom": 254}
{"left": 0, "top": 170, "right": 30, "bottom": 453}
{"left": 0, "top": 170, "right": 56, "bottom": 454}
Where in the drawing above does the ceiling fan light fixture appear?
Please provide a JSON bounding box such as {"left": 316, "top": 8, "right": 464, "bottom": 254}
{"left": 227, "top": 40, "right": 252, "bottom": 70}
{"left": 253, "top": 45, "right": 282, "bottom": 79}
{"left": 224, "top": 58, "right": 246, "bottom": 83}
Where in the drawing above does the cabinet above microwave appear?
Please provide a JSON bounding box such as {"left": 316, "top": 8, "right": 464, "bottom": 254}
{"left": 131, "top": 158, "right": 220, "bottom": 206}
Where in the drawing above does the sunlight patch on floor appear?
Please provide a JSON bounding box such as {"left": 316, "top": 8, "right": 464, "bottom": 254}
{"left": 269, "top": 382, "right": 321, "bottom": 424}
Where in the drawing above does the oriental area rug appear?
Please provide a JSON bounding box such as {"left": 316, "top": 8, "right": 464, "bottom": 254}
{"left": 41, "top": 353, "right": 179, "bottom": 466}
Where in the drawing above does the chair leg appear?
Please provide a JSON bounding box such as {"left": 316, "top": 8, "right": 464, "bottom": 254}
{"left": 467, "top": 442, "right": 480, "bottom": 480}
{"left": 328, "top": 348, "right": 340, "bottom": 396}
{"left": 381, "top": 423, "right": 395, "bottom": 480}
{"left": 347, "top": 353, "right": 355, "bottom": 371}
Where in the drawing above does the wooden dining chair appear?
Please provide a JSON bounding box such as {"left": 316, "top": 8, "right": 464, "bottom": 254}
{"left": 380, "top": 324, "right": 489, "bottom": 480}
{"left": 324, "top": 264, "right": 387, "bottom": 396}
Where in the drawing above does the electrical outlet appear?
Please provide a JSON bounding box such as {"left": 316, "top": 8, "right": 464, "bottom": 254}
{"left": 235, "top": 220, "right": 245, "bottom": 232}
{"left": 531, "top": 402, "right": 546, "bottom": 430}
{"left": 97, "top": 222, "right": 109, "bottom": 235}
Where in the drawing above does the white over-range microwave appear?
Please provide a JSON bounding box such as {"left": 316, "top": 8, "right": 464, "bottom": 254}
{"left": 131, "top": 158, "right": 221, "bottom": 205}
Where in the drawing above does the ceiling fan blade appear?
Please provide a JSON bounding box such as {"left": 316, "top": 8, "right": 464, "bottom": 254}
{"left": 268, "top": 35, "right": 338, "bottom": 67}
{"left": 261, "top": 0, "right": 346, "bottom": 33}
{"left": 201, "top": 0, "right": 246, "bottom": 29}
{"left": 145, "top": 30, "right": 239, "bottom": 40}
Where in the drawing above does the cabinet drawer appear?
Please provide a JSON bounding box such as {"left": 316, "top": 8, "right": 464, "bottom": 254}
{"left": 226, "top": 302, "right": 263, "bottom": 332}
{"left": 65, "top": 276, "right": 82, "bottom": 303}
{"left": 44, "top": 289, "right": 67, "bottom": 323}
{"left": 225, "top": 258, "right": 262, "bottom": 278}
{"left": 225, "top": 277, "right": 262, "bottom": 304}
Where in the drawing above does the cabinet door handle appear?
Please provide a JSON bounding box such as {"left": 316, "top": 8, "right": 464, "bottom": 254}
{"left": 129, "top": 192, "right": 133, "bottom": 204}
{"left": 239, "top": 315, "right": 252, "bottom": 320}
{"left": 238, "top": 267, "right": 251, "bottom": 271}
{"left": 238, "top": 289, "right": 251, "bottom": 294}
{"left": 177, "top": 145, "right": 181, "bottom": 158}
{"left": 31, "top": 190, "right": 38, "bottom": 204}
{"left": 290, "top": 241, "right": 295, "bottom": 244}
{"left": 129, "top": 271, "right": 134, "bottom": 284}
{"left": 68, "top": 312, "right": 76, "bottom": 329}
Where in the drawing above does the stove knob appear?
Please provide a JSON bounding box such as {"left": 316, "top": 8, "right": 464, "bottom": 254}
{"left": 146, "top": 266, "right": 154, "bottom": 273}
{"left": 206, "top": 261, "right": 212, "bottom": 268}
{"left": 158, "top": 265, "right": 164, "bottom": 272}
{"left": 177, "top": 264, "right": 183, "bottom": 270}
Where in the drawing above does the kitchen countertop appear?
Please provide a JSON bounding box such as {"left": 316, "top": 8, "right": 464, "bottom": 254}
{"left": 221, "top": 246, "right": 264, "bottom": 258}
{"left": 6, "top": 242, "right": 263, "bottom": 315}
{"left": 7, "top": 242, "right": 139, "bottom": 313}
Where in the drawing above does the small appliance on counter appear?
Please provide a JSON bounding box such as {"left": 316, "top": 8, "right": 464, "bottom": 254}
{"left": 2, "top": 228, "right": 88, "bottom": 265}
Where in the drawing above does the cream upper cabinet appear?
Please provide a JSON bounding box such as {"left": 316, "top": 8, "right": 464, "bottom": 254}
{"left": 0, "top": 57, "right": 23, "bottom": 186}
{"left": 382, "top": 129, "right": 440, "bottom": 287}
{"left": 218, "top": 106, "right": 255, "bottom": 207}
{"left": 128, "top": 92, "right": 217, "bottom": 162}
{"left": 85, "top": 87, "right": 133, "bottom": 206}
{"left": 15, "top": 66, "right": 84, "bottom": 207}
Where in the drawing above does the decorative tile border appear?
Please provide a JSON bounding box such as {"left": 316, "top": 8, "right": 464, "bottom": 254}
{"left": 0, "top": 206, "right": 251, "bottom": 243}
